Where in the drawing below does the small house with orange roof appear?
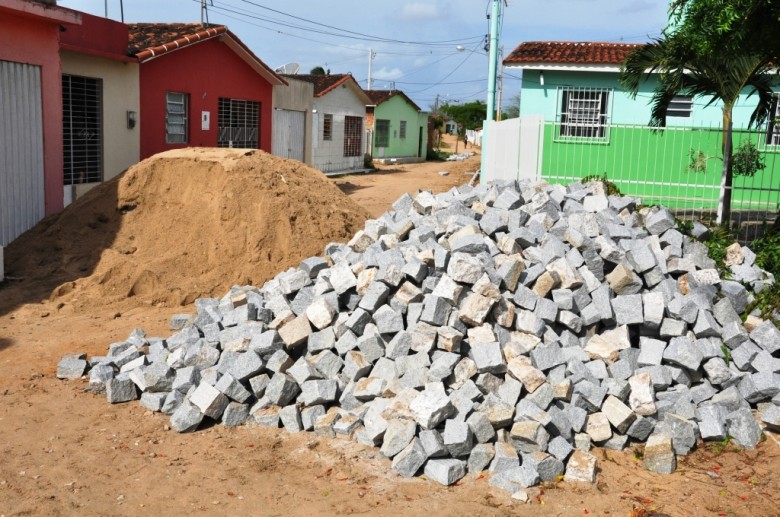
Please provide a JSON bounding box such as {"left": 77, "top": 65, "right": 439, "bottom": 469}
{"left": 128, "top": 23, "right": 286, "bottom": 160}
{"left": 364, "top": 89, "right": 428, "bottom": 163}
{"left": 286, "top": 74, "right": 371, "bottom": 174}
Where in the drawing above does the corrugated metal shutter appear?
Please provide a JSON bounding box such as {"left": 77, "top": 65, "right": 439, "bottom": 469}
{"left": 272, "top": 109, "right": 305, "bottom": 162}
{"left": 0, "top": 60, "right": 45, "bottom": 247}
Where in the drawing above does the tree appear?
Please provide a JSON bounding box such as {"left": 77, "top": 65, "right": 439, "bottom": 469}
{"left": 620, "top": 36, "right": 775, "bottom": 226}
{"left": 671, "top": 0, "right": 780, "bottom": 63}
{"left": 440, "top": 101, "right": 487, "bottom": 133}
{"left": 502, "top": 93, "right": 520, "bottom": 120}
{"left": 310, "top": 66, "right": 327, "bottom": 75}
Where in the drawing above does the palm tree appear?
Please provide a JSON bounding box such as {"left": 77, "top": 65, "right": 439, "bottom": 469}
{"left": 620, "top": 38, "right": 775, "bottom": 226}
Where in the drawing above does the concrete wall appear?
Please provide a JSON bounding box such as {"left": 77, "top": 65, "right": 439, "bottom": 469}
{"left": 312, "top": 85, "right": 366, "bottom": 173}
{"left": 518, "top": 69, "right": 774, "bottom": 128}
{"left": 371, "top": 95, "right": 428, "bottom": 160}
{"left": 61, "top": 51, "right": 140, "bottom": 197}
{"left": 273, "top": 78, "right": 313, "bottom": 165}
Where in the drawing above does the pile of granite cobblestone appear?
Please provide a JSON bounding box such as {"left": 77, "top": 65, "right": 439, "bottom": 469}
{"left": 58, "top": 179, "right": 780, "bottom": 494}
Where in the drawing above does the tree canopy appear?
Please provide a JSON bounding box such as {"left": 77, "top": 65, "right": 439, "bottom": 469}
{"left": 670, "top": 0, "right": 779, "bottom": 64}
{"left": 620, "top": 2, "right": 778, "bottom": 226}
{"left": 440, "top": 101, "right": 487, "bottom": 134}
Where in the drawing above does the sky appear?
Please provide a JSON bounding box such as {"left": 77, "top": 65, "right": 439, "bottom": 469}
{"left": 57, "top": 0, "right": 670, "bottom": 111}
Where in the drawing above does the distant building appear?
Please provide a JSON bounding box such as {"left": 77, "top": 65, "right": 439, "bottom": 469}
{"left": 364, "top": 90, "right": 428, "bottom": 163}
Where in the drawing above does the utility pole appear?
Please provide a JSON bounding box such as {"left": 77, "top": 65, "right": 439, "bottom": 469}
{"left": 367, "top": 48, "right": 376, "bottom": 90}
{"left": 479, "top": 0, "right": 502, "bottom": 184}
{"left": 201, "top": 0, "right": 210, "bottom": 26}
{"left": 496, "top": 46, "right": 504, "bottom": 121}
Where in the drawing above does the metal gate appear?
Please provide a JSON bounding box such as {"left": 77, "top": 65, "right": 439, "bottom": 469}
{"left": 272, "top": 109, "right": 305, "bottom": 162}
{"left": 0, "top": 60, "right": 45, "bottom": 246}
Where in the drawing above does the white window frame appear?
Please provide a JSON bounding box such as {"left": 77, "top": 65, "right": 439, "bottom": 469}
{"left": 667, "top": 95, "right": 693, "bottom": 118}
{"left": 556, "top": 87, "right": 611, "bottom": 143}
{"left": 166, "top": 92, "right": 188, "bottom": 144}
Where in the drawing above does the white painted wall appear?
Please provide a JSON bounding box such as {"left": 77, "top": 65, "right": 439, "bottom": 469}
{"left": 312, "top": 85, "right": 366, "bottom": 173}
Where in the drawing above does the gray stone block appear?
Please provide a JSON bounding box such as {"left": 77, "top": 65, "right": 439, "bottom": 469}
{"left": 750, "top": 321, "right": 780, "bottom": 354}
{"left": 170, "top": 400, "right": 204, "bottom": 433}
{"left": 643, "top": 433, "right": 676, "bottom": 474}
{"left": 215, "top": 373, "right": 252, "bottom": 403}
{"left": 381, "top": 418, "right": 417, "bottom": 458}
{"left": 265, "top": 373, "right": 300, "bottom": 406}
{"left": 663, "top": 336, "right": 703, "bottom": 371}
{"left": 424, "top": 458, "right": 467, "bottom": 486}
{"left": 727, "top": 408, "right": 763, "bottom": 449}
{"left": 410, "top": 386, "right": 455, "bottom": 429}
{"left": 221, "top": 401, "right": 249, "bottom": 426}
{"left": 106, "top": 377, "right": 138, "bottom": 404}
{"left": 57, "top": 353, "right": 88, "bottom": 380}
{"left": 563, "top": 449, "right": 598, "bottom": 483}
{"left": 392, "top": 438, "right": 427, "bottom": 477}
{"left": 523, "top": 451, "right": 564, "bottom": 482}
{"left": 611, "top": 294, "right": 644, "bottom": 325}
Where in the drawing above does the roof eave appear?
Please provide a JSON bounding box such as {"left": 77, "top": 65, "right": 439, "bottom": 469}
{"left": 505, "top": 62, "right": 624, "bottom": 72}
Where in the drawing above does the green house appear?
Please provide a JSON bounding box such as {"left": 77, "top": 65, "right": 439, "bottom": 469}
{"left": 499, "top": 41, "right": 780, "bottom": 222}
{"left": 365, "top": 90, "right": 429, "bottom": 163}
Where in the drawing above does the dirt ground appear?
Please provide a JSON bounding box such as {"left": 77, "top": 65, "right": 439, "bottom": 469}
{"left": 2, "top": 138, "right": 780, "bottom": 517}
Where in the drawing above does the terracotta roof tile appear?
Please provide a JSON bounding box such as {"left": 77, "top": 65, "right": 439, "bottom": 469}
{"left": 284, "top": 74, "right": 359, "bottom": 97}
{"left": 504, "top": 41, "right": 641, "bottom": 66}
{"left": 127, "top": 23, "right": 226, "bottom": 58}
{"left": 364, "top": 89, "right": 421, "bottom": 111}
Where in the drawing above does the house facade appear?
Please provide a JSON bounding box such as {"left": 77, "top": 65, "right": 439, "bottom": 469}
{"left": 364, "top": 90, "right": 428, "bottom": 163}
{"left": 288, "top": 74, "right": 371, "bottom": 174}
{"left": 272, "top": 77, "right": 314, "bottom": 165}
{"left": 0, "top": 0, "right": 80, "bottom": 247}
{"left": 500, "top": 41, "right": 780, "bottom": 213}
{"left": 60, "top": 12, "right": 140, "bottom": 201}
{"left": 128, "top": 23, "right": 285, "bottom": 160}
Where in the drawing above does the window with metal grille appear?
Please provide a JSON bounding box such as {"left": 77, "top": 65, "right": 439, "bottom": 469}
{"left": 667, "top": 95, "right": 693, "bottom": 118}
{"left": 343, "top": 116, "right": 362, "bottom": 157}
{"left": 557, "top": 87, "right": 610, "bottom": 141}
{"left": 217, "top": 98, "right": 260, "bottom": 148}
{"left": 323, "top": 113, "right": 333, "bottom": 141}
{"left": 375, "top": 119, "right": 390, "bottom": 147}
{"left": 166, "top": 92, "right": 188, "bottom": 144}
{"left": 63, "top": 74, "right": 102, "bottom": 185}
{"left": 399, "top": 120, "right": 407, "bottom": 139}
{"left": 766, "top": 94, "right": 780, "bottom": 146}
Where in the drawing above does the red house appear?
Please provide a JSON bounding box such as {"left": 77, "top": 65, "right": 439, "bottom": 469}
{"left": 127, "top": 23, "right": 286, "bottom": 159}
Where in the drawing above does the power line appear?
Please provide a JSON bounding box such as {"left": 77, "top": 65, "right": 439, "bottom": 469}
{"left": 218, "top": 0, "right": 484, "bottom": 47}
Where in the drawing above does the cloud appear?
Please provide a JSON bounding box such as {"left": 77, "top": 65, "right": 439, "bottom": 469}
{"left": 372, "top": 67, "right": 405, "bottom": 81}
{"left": 399, "top": 2, "right": 440, "bottom": 21}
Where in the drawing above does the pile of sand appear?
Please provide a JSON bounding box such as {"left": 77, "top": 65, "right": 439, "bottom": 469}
{"left": 5, "top": 148, "right": 370, "bottom": 310}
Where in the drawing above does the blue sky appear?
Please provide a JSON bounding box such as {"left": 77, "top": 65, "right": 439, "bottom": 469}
{"left": 57, "top": 0, "right": 670, "bottom": 111}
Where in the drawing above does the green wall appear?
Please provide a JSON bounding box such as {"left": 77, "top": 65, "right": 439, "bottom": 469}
{"left": 372, "top": 95, "right": 428, "bottom": 158}
{"left": 540, "top": 123, "right": 780, "bottom": 212}
{"left": 519, "top": 69, "right": 769, "bottom": 128}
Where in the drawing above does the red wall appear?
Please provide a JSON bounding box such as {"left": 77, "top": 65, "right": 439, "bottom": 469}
{"left": 0, "top": 10, "right": 64, "bottom": 215}
{"left": 139, "top": 39, "right": 275, "bottom": 159}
